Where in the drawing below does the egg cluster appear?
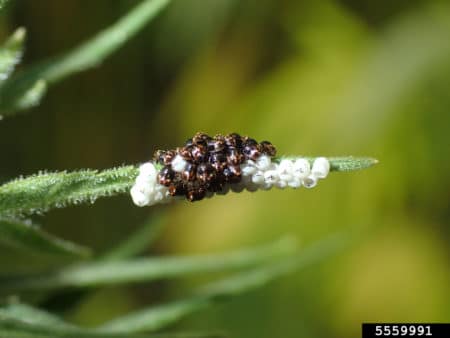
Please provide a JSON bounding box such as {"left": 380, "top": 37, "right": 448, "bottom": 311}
{"left": 130, "top": 132, "right": 332, "bottom": 207}
{"left": 239, "top": 156, "right": 330, "bottom": 191}
{"left": 153, "top": 132, "right": 276, "bottom": 202}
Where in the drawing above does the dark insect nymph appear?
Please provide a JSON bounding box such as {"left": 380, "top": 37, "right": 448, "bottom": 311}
{"left": 152, "top": 132, "right": 277, "bottom": 202}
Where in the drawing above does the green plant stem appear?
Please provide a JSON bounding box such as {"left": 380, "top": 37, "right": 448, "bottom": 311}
{"left": 0, "top": 218, "right": 91, "bottom": 257}
{"left": 0, "top": 316, "right": 222, "bottom": 338}
{"left": 0, "top": 166, "right": 138, "bottom": 217}
{"left": 0, "top": 303, "right": 225, "bottom": 337}
{"left": 0, "top": 0, "right": 9, "bottom": 10}
{"left": 0, "top": 303, "right": 79, "bottom": 331}
{"left": 0, "top": 0, "right": 171, "bottom": 114}
{"left": 0, "top": 233, "right": 347, "bottom": 335}
{"left": 278, "top": 156, "right": 378, "bottom": 171}
{"left": 0, "top": 27, "right": 26, "bottom": 83}
{"left": 0, "top": 157, "right": 377, "bottom": 218}
{"left": 0, "top": 237, "right": 297, "bottom": 292}
{"left": 99, "top": 232, "right": 349, "bottom": 333}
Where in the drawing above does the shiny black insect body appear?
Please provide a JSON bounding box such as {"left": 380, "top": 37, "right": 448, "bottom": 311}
{"left": 152, "top": 132, "right": 276, "bottom": 202}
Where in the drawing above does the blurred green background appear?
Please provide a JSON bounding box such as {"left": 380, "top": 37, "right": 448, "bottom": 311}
{"left": 1, "top": 0, "right": 449, "bottom": 337}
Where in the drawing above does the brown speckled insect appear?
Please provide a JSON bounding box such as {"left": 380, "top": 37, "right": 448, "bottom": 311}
{"left": 153, "top": 150, "right": 176, "bottom": 166}
{"left": 242, "top": 139, "right": 260, "bottom": 160}
{"left": 187, "top": 186, "right": 206, "bottom": 202}
{"left": 259, "top": 140, "right": 277, "bottom": 157}
{"left": 169, "top": 183, "right": 187, "bottom": 197}
{"left": 192, "top": 132, "right": 212, "bottom": 146}
{"left": 154, "top": 132, "right": 277, "bottom": 202}
{"left": 158, "top": 166, "right": 175, "bottom": 186}
{"left": 182, "top": 162, "right": 196, "bottom": 181}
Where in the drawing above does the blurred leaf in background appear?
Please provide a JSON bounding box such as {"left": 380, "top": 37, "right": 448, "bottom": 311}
{"left": 0, "top": 0, "right": 449, "bottom": 338}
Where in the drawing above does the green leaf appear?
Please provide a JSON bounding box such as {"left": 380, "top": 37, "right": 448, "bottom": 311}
{"left": 0, "top": 303, "right": 77, "bottom": 331}
{"left": 101, "top": 212, "right": 167, "bottom": 261}
{"left": 326, "top": 157, "right": 378, "bottom": 172}
{"left": 0, "top": 237, "right": 297, "bottom": 292}
{"left": 0, "top": 157, "right": 375, "bottom": 218}
{"left": 99, "top": 297, "right": 212, "bottom": 334}
{"left": 0, "top": 303, "right": 223, "bottom": 338}
{"left": 0, "top": 27, "right": 26, "bottom": 83}
{"left": 0, "top": 316, "right": 222, "bottom": 338}
{"left": 0, "top": 235, "right": 344, "bottom": 335}
{"left": 0, "top": 0, "right": 171, "bottom": 115}
{"left": 99, "top": 233, "right": 348, "bottom": 333}
{"left": 7, "top": 78, "right": 47, "bottom": 111}
{"left": 279, "top": 156, "right": 378, "bottom": 172}
{"left": 0, "top": 218, "right": 91, "bottom": 258}
{"left": 0, "top": 166, "right": 138, "bottom": 218}
{"left": 0, "top": 0, "right": 9, "bottom": 11}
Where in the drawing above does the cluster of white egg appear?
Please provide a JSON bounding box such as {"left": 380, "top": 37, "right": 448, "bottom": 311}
{"left": 239, "top": 156, "right": 330, "bottom": 191}
{"left": 130, "top": 162, "right": 170, "bottom": 207}
{"left": 130, "top": 156, "right": 330, "bottom": 207}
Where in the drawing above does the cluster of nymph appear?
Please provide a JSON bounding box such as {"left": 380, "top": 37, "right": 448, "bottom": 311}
{"left": 130, "top": 132, "right": 330, "bottom": 207}
{"left": 154, "top": 132, "right": 276, "bottom": 202}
